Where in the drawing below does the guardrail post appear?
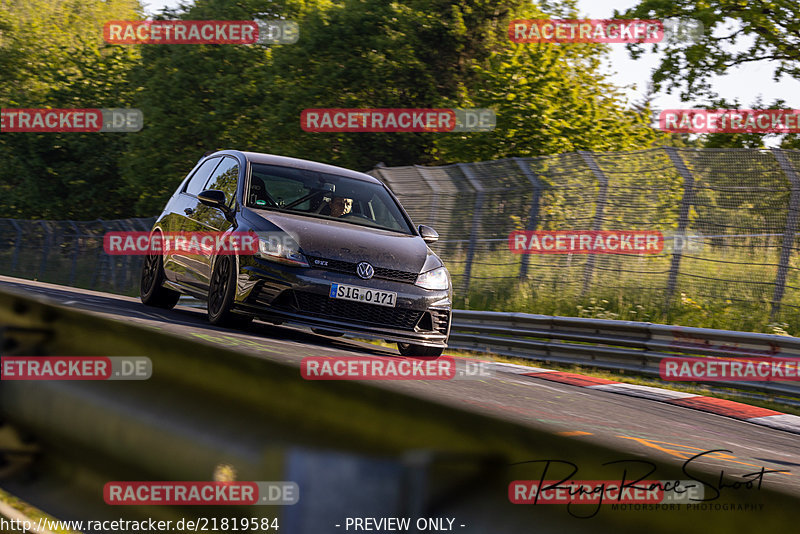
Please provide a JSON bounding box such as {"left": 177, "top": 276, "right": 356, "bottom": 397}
{"left": 457, "top": 164, "right": 485, "bottom": 299}
{"left": 663, "top": 147, "right": 695, "bottom": 308}
{"left": 513, "top": 157, "right": 544, "bottom": 279}
{"left": 771, "top": 148, "right": 800, "bottom": 318}
{"left": 578, "top": 152, "right": 608, "bottom": 297}
{"left": 415, "top": 165, "right": 441, "bottom": 231}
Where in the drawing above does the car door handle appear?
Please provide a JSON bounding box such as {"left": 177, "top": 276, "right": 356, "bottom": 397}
{"left": 184, "top": 207, "right": 194, "bottom": 215}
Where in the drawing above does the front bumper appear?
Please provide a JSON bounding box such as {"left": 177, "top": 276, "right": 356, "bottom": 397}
{"left": 235, "top": 258, "right": 452, "bottom": 347}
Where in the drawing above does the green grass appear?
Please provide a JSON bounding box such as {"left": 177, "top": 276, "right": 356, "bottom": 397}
{"left": 438, "top": 242, "right": 800, "bottom": 336}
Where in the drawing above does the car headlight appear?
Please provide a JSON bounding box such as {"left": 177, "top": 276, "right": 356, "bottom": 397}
{"left": 415, "top": 266, "right": 449, "bottom": 290}
{"left": 257, "top": 236, "right": 309, "bottom": 267}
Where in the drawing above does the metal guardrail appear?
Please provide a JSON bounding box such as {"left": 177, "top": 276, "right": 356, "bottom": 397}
{"left": 2, "top": 285, "right": 745, "bottom": 533}
{"left": 3, "top": 286, "right": 800, "bottom": 530}
{"left": 449, "top": 310, "right": 800, "bottom": 398}
{"left": 177, "top": 298, "right": 800, "bottom": 398}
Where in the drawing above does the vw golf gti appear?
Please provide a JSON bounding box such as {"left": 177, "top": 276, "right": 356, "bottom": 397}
{"left": 140, "top": 150, "right": 451, "bottom": 356}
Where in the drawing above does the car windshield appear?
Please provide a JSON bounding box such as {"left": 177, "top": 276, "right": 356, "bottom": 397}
{"left": 247, "top": 164, "right": 413, "bottom": 234}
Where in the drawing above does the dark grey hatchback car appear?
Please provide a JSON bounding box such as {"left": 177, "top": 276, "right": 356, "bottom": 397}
{"left": 140, "top": 150, "right": 451, "bottom": 356}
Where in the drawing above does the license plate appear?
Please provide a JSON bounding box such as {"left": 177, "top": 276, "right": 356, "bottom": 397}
{"left": 329, "top": 283, "right": 397, "bottom": 307}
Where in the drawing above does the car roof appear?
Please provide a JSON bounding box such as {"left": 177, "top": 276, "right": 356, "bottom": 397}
{"left": 208, "top": 150, "right": 381, "bottom": 184}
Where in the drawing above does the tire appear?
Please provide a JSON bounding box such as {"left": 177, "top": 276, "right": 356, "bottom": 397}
{"left": 208, "top": 255, "right": 253, "bottom": 328}
{"left": 397, "top": 343, "right": 444, "bottom": 357}
{"left": 312, "top": 328, "right": 344, "bottom": 337}
{"left": 140, "top": 246, "right": 180, "bottom": 309}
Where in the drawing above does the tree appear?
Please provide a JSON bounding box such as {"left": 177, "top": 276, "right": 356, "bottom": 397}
{"left": 265, "top": 0, "right": 663, "bottom": 166}
{"left": 120, "top": 0, "right": 312, "bottom": 216}
{"left": 619, "top": 0, "right": 800, "bottom": 100}
{"left": 0, "top": 0, "right": 141, "bottom": 219}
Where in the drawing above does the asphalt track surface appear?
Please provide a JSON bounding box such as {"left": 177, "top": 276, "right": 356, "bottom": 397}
{"left": 1, "top": 275, "right": 800, "bottom": 504}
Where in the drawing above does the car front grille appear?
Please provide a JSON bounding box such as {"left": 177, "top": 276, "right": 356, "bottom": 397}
{"left": 306, "top": 256, "right": 418, "bottom": 284}
{"left": 274, "top": 290, "right": 424, "bottom": 331}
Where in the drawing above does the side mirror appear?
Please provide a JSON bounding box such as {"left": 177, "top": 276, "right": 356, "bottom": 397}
{"left": 418, "top": 225, "right": 439, "bottom": 244}
{"left": 198, "top": 189, "right": 227, "bottom": 209}
{"left": 198, "top": 189, "right": 236, "bottom": 227}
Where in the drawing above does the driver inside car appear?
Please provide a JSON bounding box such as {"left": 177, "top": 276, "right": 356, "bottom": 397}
{"left": 329, "top": 195, "right": 354, "bottom": 217}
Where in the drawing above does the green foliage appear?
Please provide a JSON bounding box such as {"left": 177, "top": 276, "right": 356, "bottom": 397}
{"left": 620, "top": 0, "right": 800, "bottom": 100}
{"left": 121, "top": 0, "right": 667, "bottom": 215}
{"left": 0, "top": 0, "right": 141, "bottom": 219}
{"left": 434, "top": 35, "right": 666, "bottom": 161}
{"left": 455, "top": 250, "right": 800, "bottom": 336}
{"left": 10, "top": 0, "right": 792, "bottom": 220}
{"left": 620, "top": 1, "right": 800, "bottom": 149}
{"left": 120, "top": 0, "right": 322, "bottom": 215}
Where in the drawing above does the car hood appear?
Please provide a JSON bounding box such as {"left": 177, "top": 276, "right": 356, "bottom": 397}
{"left": 249, "top": 209, "right": 433, "bottom": 273}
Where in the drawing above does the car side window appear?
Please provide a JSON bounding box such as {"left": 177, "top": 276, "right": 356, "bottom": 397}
{"left": 203, "top": 157, "right": 240, "bottom": 207}
{"left": 184, "top": 157, "right": 221, "bottom": 196}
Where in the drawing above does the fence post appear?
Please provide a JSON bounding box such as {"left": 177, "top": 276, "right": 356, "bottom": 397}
{"left": 578, "top": 151, "right": 608, "bottom": 297}
{"left": 10, "top": 219, "right": 22, "bottom": 274}
{"left": 91, "top": 219, "right": 107, "bottom": 289}
{"left": 37, "top": 221, "right": 53, "bottom": 280}
{"left": 415, "top": 165, "right": 441, "bottom": 230}
{"left": 118, "top": 218, "right": 139, "bottom": 293}
{"left": 457, "top": 163, "right": 485, "bottom": 299}
{"left": 771, "top": 148, "right": 800, "bottom": 318}
{"left": 68, "top": 221, "right": 80, "bottom": 287}
{"left": 663, "top": 147, "right": 695, "bottom": 308}
{"left": 513, "top": 157, "right": 544, "bottom": 279}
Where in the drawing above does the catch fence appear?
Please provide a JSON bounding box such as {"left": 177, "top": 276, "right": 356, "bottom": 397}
{"left": 2, "top": 147, "right": 800, "bottom": 329}
{"left": 0, "top": 217, "right": 156, "bottom": 295}
{"left": 372, "top": 147, "right": 800, "bottom": 322}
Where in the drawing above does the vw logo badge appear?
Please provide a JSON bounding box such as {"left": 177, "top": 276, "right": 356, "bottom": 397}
{"left": 356, "top": 262, "right": 374, "bottom": 280}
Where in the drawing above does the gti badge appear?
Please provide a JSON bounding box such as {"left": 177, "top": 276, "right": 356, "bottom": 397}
{"left": 356, "top": 262, "right": 374, "bottom": 280}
